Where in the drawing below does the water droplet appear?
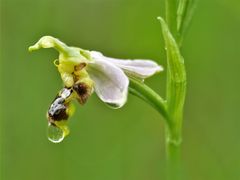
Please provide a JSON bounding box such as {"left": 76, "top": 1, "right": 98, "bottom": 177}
{"left": 47, "top": 123, "right": 65, "bottom": 143}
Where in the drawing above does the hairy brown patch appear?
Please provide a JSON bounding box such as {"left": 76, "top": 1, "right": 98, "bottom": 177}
{"left": 73, "top": 83, "right": 90, "bottom": 104}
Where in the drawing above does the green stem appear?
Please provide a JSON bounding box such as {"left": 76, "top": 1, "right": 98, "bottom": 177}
{"left": 166, "top": 129, "right": 181, "bottom": 180}
{"left": 128, "top": 78, "right": 168, "bottom": 123}
{"left": 165, "top": 0, "right": 186, "bottom": 178}
{"left": 165, "top": 106, "right": 183, "bottom": 180}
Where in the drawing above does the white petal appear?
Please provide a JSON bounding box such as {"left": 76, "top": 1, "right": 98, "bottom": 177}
{"left": 91, "top": 51, "right": 163, "bottom": 79}
{"left": 87, "top": 55, "right": 129, "bottom": 108}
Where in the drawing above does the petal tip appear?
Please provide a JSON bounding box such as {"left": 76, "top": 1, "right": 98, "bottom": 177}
{"left": 157, "top": 65, "right": 164, "bottom": 72}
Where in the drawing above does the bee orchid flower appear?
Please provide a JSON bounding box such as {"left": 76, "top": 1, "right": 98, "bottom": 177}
{"left": 29, "top": 36, "right": 163, "bottom": 143}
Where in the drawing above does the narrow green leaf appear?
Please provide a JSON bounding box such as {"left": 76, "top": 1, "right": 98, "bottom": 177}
{"left": 178, "top": 0, "right": 198, "bottom": 45}
{"left": 181, "top": 0, "right": 197, "bottom": 33}
{"left": 177, "top": 0, "right": 189, "bottom": 32}
{"left": 157, "top": 17, "right": 186, "bottom": 83}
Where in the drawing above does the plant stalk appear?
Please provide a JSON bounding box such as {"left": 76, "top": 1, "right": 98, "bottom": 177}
{"left": 166, "top": 128, "right": 181, "bottom": 180}
{"left": 129, "top": 78, "right": 168, "bottom": 122}
{"left": 165, "top": 0, "right": 186, "bottom": 179}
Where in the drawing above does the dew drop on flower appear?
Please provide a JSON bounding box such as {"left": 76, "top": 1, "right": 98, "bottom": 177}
{"left": 47, "top": 123, "right": 65, "bottom": 143}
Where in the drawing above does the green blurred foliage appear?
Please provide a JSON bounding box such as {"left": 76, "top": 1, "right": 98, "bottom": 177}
{"left": 1, "top": 0, "right": 240, "bottom": 180}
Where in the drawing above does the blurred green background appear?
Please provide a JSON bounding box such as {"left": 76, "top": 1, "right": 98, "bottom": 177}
{"left": 1, "top": 0, "right": 240, "bottom": 179}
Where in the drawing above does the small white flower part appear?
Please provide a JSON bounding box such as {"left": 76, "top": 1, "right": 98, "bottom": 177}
{"left": 88, "top": 51, "right": 163, "bottom": 108}
{"left": 87, "top": 57, "right": 129, "bottom": 108}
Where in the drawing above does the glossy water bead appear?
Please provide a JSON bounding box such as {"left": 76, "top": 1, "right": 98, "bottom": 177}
{"left": 47, "top": 123, "right": 65, "bottom": 143}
